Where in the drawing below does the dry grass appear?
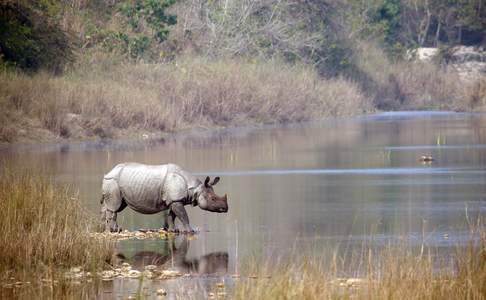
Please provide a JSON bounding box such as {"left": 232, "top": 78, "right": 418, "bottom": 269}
{"left": 0, "top": 168, "right": 114, "bottom": 277}
{"left": 0, "top": 57, "right": 372, "bottom": 142}
{"left": 235, "top": 228, "right": 486, "bottom": 299}
{"left": 354, "top": 41, "right": 486, "bottom": 112}
{"left": 462, "top": 78, "right": 486, "bottom": 110}
{"left": 1, "top": 50, "right": 485, "bottom": 144}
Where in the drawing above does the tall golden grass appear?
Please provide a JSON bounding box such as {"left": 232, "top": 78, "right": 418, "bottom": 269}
{"left": 0, "top": 57, "right": 372, "bottom": 142}
{"left": 1, "top": 53, "right": 485, "bottom": 143}
{"left": 0, "top": 169, "right": 113, "bottom": 277}
{"left": 235, "top": 228, "right": 486, "bottom": 299}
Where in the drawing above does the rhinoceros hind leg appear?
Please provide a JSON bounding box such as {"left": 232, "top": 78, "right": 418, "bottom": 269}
{"left": 107, "top": 209, "right": 121, "bottom": 232}
{"left": 101, "top": 179, "right": 123, "bottom": 211}
{"left": 100, "top": 204, "right": 121, "bottom": 232}
{"left": 101, "top": 179, "right": 124, "bottom": 232}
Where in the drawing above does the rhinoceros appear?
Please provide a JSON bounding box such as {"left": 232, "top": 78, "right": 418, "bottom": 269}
{"left": 100, "top": 163, "right": 228, "bottom": 232}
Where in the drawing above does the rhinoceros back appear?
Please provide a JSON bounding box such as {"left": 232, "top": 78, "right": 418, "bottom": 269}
{"left": 117, "top": 163, "right": 169, "bottom": 213}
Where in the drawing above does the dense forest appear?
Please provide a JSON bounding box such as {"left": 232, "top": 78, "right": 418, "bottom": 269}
{"left": 2, "top": 0, "right": 485, "bottom": 72}
{"left": 1, "top": 0, "right": 485, "bottom": 142}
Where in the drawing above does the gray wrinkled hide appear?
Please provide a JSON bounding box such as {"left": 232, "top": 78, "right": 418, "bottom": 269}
{"left": 102, "top": 163, "right": 201, "bottom": 214}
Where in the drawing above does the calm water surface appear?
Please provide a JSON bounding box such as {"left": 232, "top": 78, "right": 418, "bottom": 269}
{"left": 2, "top": 111, "right": 486, "bottom": 298}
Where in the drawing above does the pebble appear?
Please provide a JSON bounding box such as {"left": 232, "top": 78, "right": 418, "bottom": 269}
{"left": 65, "top": 266, "right": 91, "bottom": 280}
{"left": 346, "top": 278, "right": 365, "bottom": 286}
{"left": 128, "top": 270, "right": 141, "bottom": 278}
{"left": 159, "top": 269, "right": 182, "bottom": 279}
{"left": 121, "top": 265, "right": 132, "bottom": 273}
{"left": 144, "top": 264, "right": 157, "bottom": 271}
{"left": 89, "top": 264, "right": 186, "bottom": 282}
{"left": 143, "top": 270, "right": 156, "bottom": 279}
{"left": 100, "top": 270, "right": 116, "bottom": 280}
{"left": 330, "top": 278, "right": 366, "bottom": 287}
{"left": 90, "top": 229, "right": 169, "bottom": 241}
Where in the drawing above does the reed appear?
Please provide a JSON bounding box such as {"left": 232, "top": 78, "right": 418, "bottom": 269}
{"left": 0, "top": 169, "right": 114, "bottom": 277}
{"left": 234, "top": 228, "right": 486, "bottom": 299}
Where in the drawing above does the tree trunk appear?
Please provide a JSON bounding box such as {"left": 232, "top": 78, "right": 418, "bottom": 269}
{"left": 435, "top": 19, "right": 442, "bottom": 46}
{"left": 418, "top": 8, "right": 431, "bottom": 46}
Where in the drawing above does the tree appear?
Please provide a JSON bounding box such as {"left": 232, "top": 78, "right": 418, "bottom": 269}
{"left": 368, "top": 0, "right": 406, "bottom": 57}
{"left": 0, "top": 0, "right": 72, "bottom": 73}
{"left": 119, "top": 0, "right": 177, "bottom": 58}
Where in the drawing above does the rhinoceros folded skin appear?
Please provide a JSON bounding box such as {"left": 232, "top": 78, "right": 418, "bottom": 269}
{"left": 100, "top": 163, "right": 228, "bottom": 232}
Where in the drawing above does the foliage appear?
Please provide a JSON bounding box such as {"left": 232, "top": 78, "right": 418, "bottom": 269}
{"left": 0, "top": 0, "right": 73, "bottom": 73}
{"left": 120, "top": 0, "right": 177, "bottom": 42}
{"left": 350, "top": 0, "right": 486, "bottom": 56}
{"left": 368, "top": 0, "right": 406, "bottom": 57}
{"left": 110, "top": 0, "right": 177, "bottom": 59}
{"left": 454, "top": 0, "right": 486, "bottom": 45}
{"left": 2, "top": 0, "right": 485, "bottom": 73}
{"left": 171, "top": 0, "right": 355, "bottom": 76}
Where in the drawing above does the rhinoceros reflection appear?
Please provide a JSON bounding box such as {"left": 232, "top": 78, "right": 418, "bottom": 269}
{"left": 116, "top": 236, "right": 228, "bottom": 275}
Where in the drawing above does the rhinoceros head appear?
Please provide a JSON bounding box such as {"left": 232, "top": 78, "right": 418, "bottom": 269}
{"left": 194, "top": 176, "right": 228, "bottom": 213}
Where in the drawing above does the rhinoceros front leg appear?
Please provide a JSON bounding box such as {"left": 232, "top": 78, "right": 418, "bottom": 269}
{"left": 169, "top": 202, "right": 193, "bottom": 233}
{"left": 164, "top": 210, "right": 176, "bottom": 232}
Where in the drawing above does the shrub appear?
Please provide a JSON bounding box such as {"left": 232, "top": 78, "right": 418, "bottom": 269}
{"left": 0, "top": 0, "right": 73, "bottom": 73}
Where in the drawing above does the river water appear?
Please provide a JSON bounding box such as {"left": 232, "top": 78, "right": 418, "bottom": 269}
{"left": 2, "top": 111, "right": 486, "bottom": 298}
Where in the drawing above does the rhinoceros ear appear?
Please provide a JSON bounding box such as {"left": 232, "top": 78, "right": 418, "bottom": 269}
{"left": 211, "top": 177, "right": 220, "bottom": 186}
{"left": 204, "top": 176, "right": 211, "bottom": 187}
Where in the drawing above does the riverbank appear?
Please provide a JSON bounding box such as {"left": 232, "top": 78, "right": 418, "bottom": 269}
{"left": 0, "top": 57, "right": 371, "bottom": 144}
{"left": 2, "top": 55, "right": 485, "bottom": 144}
